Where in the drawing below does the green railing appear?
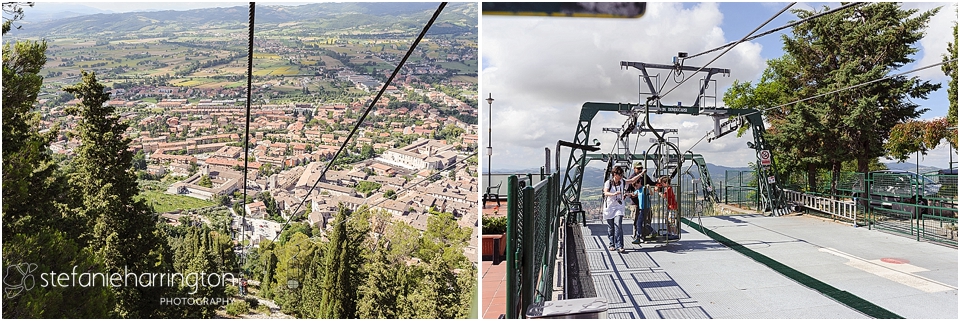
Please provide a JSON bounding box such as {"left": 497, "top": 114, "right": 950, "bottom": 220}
{"left": 679, "top": 176, "right": 716, "bottom": 217}
{"left": 724, "top": 170, "right": 759, "bottom": 211}
{"left": 863, "top": 172, "right": 958, "bottom": 247}
{"left": 506, "top": 173, "right": 563, "bottom": 318}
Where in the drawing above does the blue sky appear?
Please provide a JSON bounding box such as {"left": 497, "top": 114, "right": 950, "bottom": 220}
{"left": 481, "top": 2, "right": 958, "bottom": 171}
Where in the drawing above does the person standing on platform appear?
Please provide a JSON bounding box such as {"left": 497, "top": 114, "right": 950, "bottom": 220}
{"left": 628, "top": 164, "right": 653, "bottom": 245}
{"left": 603, "top": 166, "right": 627, "bottom": 253}
{"left": 657, "top": 175, "right": 679, "bottom": 237}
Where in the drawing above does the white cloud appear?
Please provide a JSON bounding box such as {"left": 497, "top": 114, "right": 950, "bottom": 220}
{"left": 482, "top": 2, "right": 768, "bottom": 171}
{"left": 901, "top": 2, "right": 957, "bottom": 81}
{"left": 482, "top": 2, "right": 956, "bottom": 174}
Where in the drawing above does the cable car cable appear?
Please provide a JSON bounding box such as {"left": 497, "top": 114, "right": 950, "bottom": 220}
{"left": 658, "top": 2, "right": 795, "bottom": 102}
{"left": 264, "top": 2, "right": 448, "bottom": 243}
{"left": 685, "top": 2, "right": 865, "bottom": 60}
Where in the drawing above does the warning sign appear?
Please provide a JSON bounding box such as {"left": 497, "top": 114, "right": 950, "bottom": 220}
{"left": 759, "top": 149, "right": 771, "bottom": 166}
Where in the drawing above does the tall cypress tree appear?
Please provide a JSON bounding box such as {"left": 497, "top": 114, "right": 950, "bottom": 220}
{"left": 63, "top": 71, "right": 168, "bottom": 318}
{"left": 357, "top": 250, "right": 404, "bottom": 318}
{"left": 318, "top": 205, "right": 368, "bottom": 318}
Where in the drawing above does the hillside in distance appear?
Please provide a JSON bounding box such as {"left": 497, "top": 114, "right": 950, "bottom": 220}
{"left": 13, "top": 2, "right": 476, "bottom": 38}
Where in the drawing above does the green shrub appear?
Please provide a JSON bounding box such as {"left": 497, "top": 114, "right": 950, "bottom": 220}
{"left": 225, "top": 300, "right": 250, "bottom": 316}
{"left": 256, "top": 304, "right": 271, "bottom": 315}
{"left": 225, "top": 284, "right": 239, "bottom": 297}
{"left": 243, "top": 295, "right": 260, "bottom": 309}
{"left": 482, "top": 215, "right": 507, "bottom": 235}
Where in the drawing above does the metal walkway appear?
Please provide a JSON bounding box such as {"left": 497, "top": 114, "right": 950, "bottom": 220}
{"left": 580, "top": 214, "right": 958, "bottom": 319}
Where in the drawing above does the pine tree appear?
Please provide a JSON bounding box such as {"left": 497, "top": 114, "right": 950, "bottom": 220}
{"left": 944, "top": 22, "right": 958, "bottom": 148}
{"left": 2, "top": 10, "right": 58, "bottom": 239}
{"left": 724, "top": 3, "right": 941, "bottom": 191}
{"left": 63, "top": 71, "right": 168, "bottom": 318}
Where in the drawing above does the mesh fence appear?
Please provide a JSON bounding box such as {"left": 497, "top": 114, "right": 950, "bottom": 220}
{"left": 506, "top": 173, "right": 561, "bottom": 318}
{"left": 530, "top": 175, "right": 557, "bottom": 305}
{"left": 507, "top": 175, "right": 525, "bottom": 319}
{"left": 724, "top": 170, "right": 759, "bottom": 210}
{"left": 726, "top": 169, "right": 957, "bottom": 247}
{"left": 862, "top": 171, "right": 957, "bottom": 247}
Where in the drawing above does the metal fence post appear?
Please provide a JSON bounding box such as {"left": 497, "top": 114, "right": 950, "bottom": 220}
{"left": 506, "top": 175, "right": 519, "bottom": 319}
{"left": 521, "top": 184, "right": 535, "bottom": 317}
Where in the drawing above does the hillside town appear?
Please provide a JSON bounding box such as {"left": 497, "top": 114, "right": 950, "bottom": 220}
{"left": 38, "top": 79, "right": 480, "bottom": 262}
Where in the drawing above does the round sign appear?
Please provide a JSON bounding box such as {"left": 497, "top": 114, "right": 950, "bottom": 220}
{"left": 759, "top": 150, "right": 771, "bottom": 160}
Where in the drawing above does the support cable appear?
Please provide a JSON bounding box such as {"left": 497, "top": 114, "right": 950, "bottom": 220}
{"left": 739, "top": 59, "right": 958, "bottom": 121}
{"left": 685, "top": 2, "right": 865, "bottom": 60}
{"left": 269, "top": 2, "right": 447, "bottom": 242}
{"left": 648, "top": 2, "right": 866, "bottom": 155}
{"left": 686, "top": 59, "right": 957, "bottom": 153}
{"left": 239, "top": 1, "right": 255, "bottom": 280}
{"left": 659, "top": 2, "right": 795, "bottom": 101}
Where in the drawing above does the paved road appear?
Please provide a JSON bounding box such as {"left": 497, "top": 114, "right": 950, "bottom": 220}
{"left": 581, "top": 213, "right": 957, "bottom": 319}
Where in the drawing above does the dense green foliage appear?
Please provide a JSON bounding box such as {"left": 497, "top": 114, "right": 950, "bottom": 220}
{"left": 723, "top": 3, "right": 941, "bottom": 192}
{"left": 224, "top": 300, "right": 250, "bottom": 316}
{"left": 246, "top": 205, "right": 476, "bottom": 318}
{"left": 946, "top": 22, "right": 958, "bottom": 132}
{"left": 355, "top": 180, "right": 383, "bottom": 197}
{"left": 885, "top": 19, "right": 959, "bottom": 160}
{"left": 3, "top": 18, "right": 237, "bottom": 316}
{"left": 198, "top": 175, "right": 213, "bottom": 188}
{"left": 482, "top": 215, "right": 507, "bottom": 235}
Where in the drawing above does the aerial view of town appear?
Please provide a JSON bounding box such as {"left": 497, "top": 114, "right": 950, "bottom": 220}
{"left": 3, "top": 2, "right": 477, "bottom": 319}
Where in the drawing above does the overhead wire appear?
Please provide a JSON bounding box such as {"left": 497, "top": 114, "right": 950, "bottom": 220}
{"left": 684, "top": 59, "right": 958, "bottom": 154}
{"left": 649, "top": 1, "right": 867, "bottom": 154}
{"left": 658, "top": 2, "right": 796, "bottom": 101}
{"left": 637, "top": 2, "right": 798, "bottom": 155}
{"left": 685, "top": 2, "right": 865, "bottom": 60}
{"left": 268, "top": 2, "right": 448, "bottom": 243}
{"left": 738, "top": 59, "right": 958, "bottom": 120}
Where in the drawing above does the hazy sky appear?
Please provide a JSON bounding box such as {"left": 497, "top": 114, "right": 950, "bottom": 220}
{"left": 37, "top": 1, "right": 298, "bottom": 13}
{"left": 481, "top": 2, "right": 959, "bottom": 171}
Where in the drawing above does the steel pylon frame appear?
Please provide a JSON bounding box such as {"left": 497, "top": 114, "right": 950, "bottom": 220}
{"left": 559, "top": 102, "right": 790, "bottom": 219}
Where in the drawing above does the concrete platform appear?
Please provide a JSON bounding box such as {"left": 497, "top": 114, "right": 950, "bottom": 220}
{"left": 580, "top": 214, "right": 958, "bottom": 319}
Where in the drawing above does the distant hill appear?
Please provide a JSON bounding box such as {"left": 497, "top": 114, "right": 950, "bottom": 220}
{"left": 498, "top": 161, "right": 949, "bottom": 199}
{"left": 25, "top": 3, "right": 113, "bottom": 22}
{"left": 883, "top": 162, "right": 944, "bottom": 174}
{"left": 12, "top": 2, "right": 476, "bottom": 38}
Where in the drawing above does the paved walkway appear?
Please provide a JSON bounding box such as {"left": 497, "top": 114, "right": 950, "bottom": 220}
{"left": 482, "top": 261, "right": 508, "bottom": 319}
{"left": 481, "top": 202, "right": 507, "bottom": 319}
{"left": 581, "top": 213, "right": 958, "bottom": 319}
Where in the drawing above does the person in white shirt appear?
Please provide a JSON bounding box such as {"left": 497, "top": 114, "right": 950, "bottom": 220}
{"left": 603, "top": 166, "right": 627, "bottom": 253}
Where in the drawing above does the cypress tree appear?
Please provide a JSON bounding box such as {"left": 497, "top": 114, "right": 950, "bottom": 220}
{"left": 63, "top": 71, "right": 168, "bottom": 318}
{"left": 318, "top": 205, "right": 368, "bottom": 318}
{"left": 2, "top": 8, "right": 113, "bottom": 318}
